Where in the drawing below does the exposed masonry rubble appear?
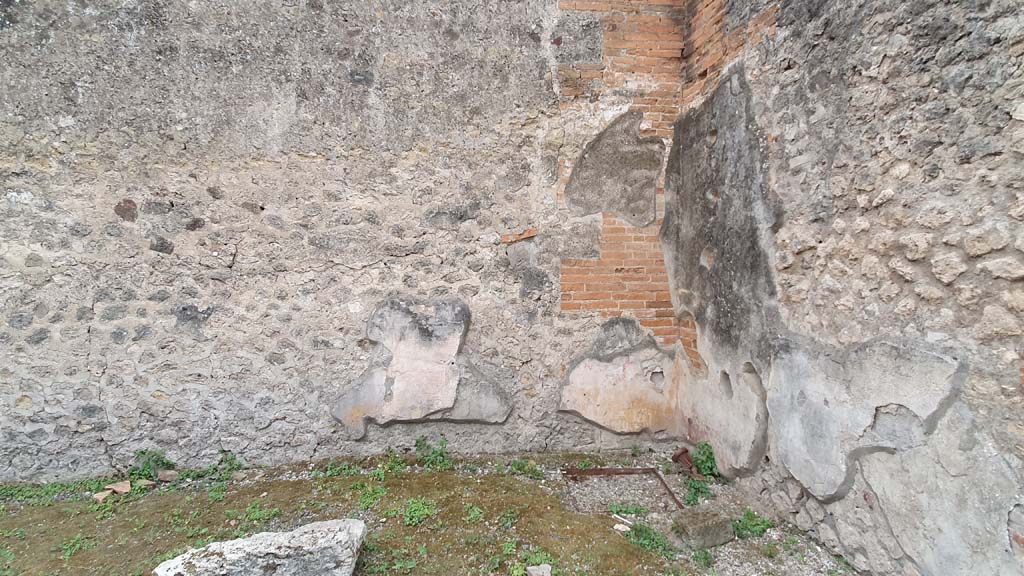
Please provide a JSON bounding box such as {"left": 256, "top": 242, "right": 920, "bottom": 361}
{"left": 1, "top": 0, "right": 1023, "bottom": 575}
{"left": 656, "top": 1, "right": 1024, "bottom": 574}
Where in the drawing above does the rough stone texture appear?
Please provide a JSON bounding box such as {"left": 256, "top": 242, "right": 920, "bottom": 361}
{"left": 672, "top": 507, "right": 736, "bottom": 549}
{"left": 332, "top": 297, "right": 511, "bottom": 439}
{"left": 658, "top": 0, "right": 1024, "bottom": 574}
{"left": 0, "top": 0, "right": 675, "bottom": 482}
{"left": 3, "top": 1, "right": 1023, "bottom": 574}
{"left": 153, "top": 519, "right": 366, "bottom": 576}
{"left": 559, "top": 318, "right": 680, "bottom": 435}
{"left": 564, "top": 111, "right": 666, "bottom": 227}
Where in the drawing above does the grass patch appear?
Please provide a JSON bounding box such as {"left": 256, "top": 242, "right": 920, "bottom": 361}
{"left": 682, "top": 477, "right": 713, "bottom": 506}
{"left": 498, "top": 508, "right": 520, "bottom": 530}
{"left": 0, "top": 529, "right": 25, "bottom": 540}
{"left": 732, "top": 509, "right": 773, "bottom": 539}
{"left": 0, "top": 478, "right": 111, "bottom": 506}
{"left": 318, "top": 461, "right": 362, "bottom": 478}
{"left": 692, "top": 547, "right": 714, "bottom": 569}
{"left": 0, "top": 461, "right": 679, "bottom": 575}
{"left": 463, "top": 504, "right": 484, "bottom": 524}
{"left": 693, "top": 442, "right": 719, "bottom": 478}
{"left": 506, "top": 460, "right": 544, "bottom": 480}
{"left": 128, "top": 450, "right": 176, "bottom": 482}
{"left": 402, "top": 498, "right": 437, "bottom": 527}
{"left": 624, "top": 523, "right": 674, "bottom": 560}
{"left": 59, "top": 534, "right": 95, "bottom": 560}
{"left": 415, "top": 438, "right": 454, "bottom": 471}
{"left": 356, "top": 484, "right": 388, "bottom": 511}
{"left": 608, "top": 504, "right": 648, "bottom": 516}
{"left": 0, "top": 548, "right": 13, "bottom": 576}
{"left": 207, "top": 482, "right": 227, "bottom": 503}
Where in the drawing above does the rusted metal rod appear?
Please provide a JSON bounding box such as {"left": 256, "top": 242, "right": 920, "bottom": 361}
{"left": 560, "top": 466, "right": 686, "bottom": 510}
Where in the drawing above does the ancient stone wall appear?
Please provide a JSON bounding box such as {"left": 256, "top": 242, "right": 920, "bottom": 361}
{"left": 2, "top": 0, "right": 1023, "bottom": 574}
{"left": 659, "top": 0, "right": 1024, "bottom": 574}
{"left": 0, "top": 0, "right": 685, "bottom": 482}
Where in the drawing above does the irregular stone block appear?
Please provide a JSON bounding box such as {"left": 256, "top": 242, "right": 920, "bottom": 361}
{"left": 332, "top": 297, "right": 511, "bottom": 439}
{"left": 552, "top": 13, "right": 603, "bottom": 64}
{"left": 105, "top": 480, "right": 131, "bottom": 495}
{"left": 978, "top": 257, "right": 1024, "bottom": 280}
{"left": 153, "top": 519, "right": 366, "bottom": 576}
{"left": 526, "top": 565, "right": 552, "bottom": 576}
{"left": 564, "top": 111, "right": 665, "bottom": 227}
{"left": 559, "top": 318, "right": 680, "bottom": 435}
{"left": 672, "top": 507, "right": 735, "bottom": 548}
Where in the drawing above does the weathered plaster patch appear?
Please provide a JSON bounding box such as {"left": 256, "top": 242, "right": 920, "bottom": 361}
{"left": 559, "top": 318, "right": 680, "bottom": 435}
{"left": 675, "top": 356, "right": 768, "bottom": 477}
{"left": 332, "top": 297, "right": 511, "bottom": 439}
{"left": 660, "top": 64, "right": 778, "bottom": 476}
{"left": 767, "top": 339, "right": 963, "bottom": 500}
{"left": 860, "top": 403, "right": 1021, "bottom": 576}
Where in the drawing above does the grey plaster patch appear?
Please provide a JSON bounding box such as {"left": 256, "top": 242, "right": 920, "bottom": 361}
{"left": 767, "top": 339, "right": 963, "bottom": 501}
{"left": 860, "top": 403, "right": 1022, "bottom": 576}
{"left": 661, "top": 63, "right": 782, "bottom": 359}
{"left": 565, "top": 111, "right": 665, "bottom": 227}
{"left": 506, "top": 240, "right": 552, "bottom": 300}
{"left": 675, "top": 358, "right": 768, "bottom": 477}
{"left": 660, "top": 64, "right": 778, "bottom": 476}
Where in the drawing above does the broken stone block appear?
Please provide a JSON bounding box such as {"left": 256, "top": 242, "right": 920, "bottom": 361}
{"left": 978, "top": 257, "right": 1024, "bottom": 280}
{"left": 974, "top": 305, "right": 1023, "bottom": 340}
{"left": 332, "top": 297, "right": 511, "bottom": 439}
{"left": 564, "top": 111, "right": 665, "bottom": 227}
{"left": 92, "top": 490, "right": 113, "bottom": 503}
{"left": 135, "top": 479, "right": 156, "bottom": 489}
{"left": 153, "top": 519, "right": 366, "bottom": 576}
{"left": 157, "top": 469, "right": 179, "bottom": 483}
{"left": 104, "top": 480, "right": 131, "bottom": 495}
{"left": 526, "top": 565, "right": 552, "bottom": 576}
{"left": 672, "top": 507, "right": 735, "bottom": 548}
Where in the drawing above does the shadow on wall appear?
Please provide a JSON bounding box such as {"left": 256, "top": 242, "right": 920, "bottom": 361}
{"left": 658, "top": 62, "right": 1023, "bottom": 576}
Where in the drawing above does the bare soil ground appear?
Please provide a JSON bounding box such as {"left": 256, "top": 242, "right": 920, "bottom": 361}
{"left": 0, "top": 449, "right": 855, "bottom": 576}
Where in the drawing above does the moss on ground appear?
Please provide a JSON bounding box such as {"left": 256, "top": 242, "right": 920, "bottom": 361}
{"left": 0, "top": 456, "right": 678, "bottom": 576}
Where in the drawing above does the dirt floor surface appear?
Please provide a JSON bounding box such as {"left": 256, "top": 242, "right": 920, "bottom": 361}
{"left": 0, "top": 447, "right": 856, "bottom": 576}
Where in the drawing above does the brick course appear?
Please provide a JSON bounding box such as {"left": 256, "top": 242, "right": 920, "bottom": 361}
{"left": 556, "top": 0, "right": 777, "bottom": 367}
